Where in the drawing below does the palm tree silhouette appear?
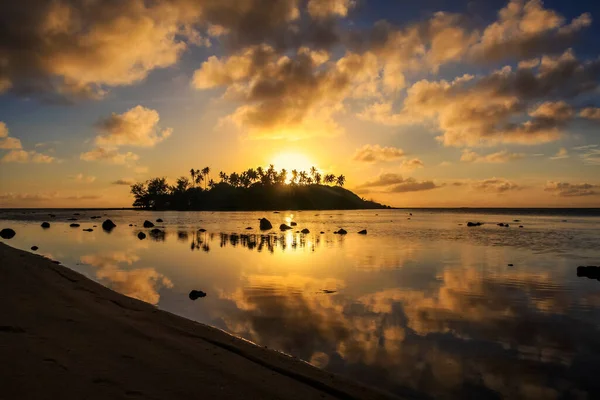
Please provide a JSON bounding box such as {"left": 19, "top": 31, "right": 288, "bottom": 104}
{"left": 291, "top": 169, "right": 298, "bottom": 185}
{"left": 190, "top": 169, "right": 196, "bottom": 188}
{"left": 336, "top": 175, "right": 346, "bottom": 187}
{"left": 324, "top": 174, "right": 335, "bottom": 185}
{"left": 310, "top": 166, "right": 317, "bottom": 181}
{"left": 315, "top": 172, "right": 322, "bottom": 185}
{"left": 202, "top": 167, "right": 210, "bottom": 190}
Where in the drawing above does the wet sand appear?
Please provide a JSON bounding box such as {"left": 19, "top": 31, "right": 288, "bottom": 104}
{"left": 0, "top": 243, "right": 398, "bottom": 400}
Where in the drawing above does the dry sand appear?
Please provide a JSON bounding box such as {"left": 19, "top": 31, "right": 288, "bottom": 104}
{"left": 0, "top": 243, "right": 399, "bottom": 400}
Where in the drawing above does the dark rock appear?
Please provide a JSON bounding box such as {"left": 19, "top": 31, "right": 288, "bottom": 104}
{"left": 273, "top": 211, "right": 280, "bottom": 214}
{"left": 358, "top": 229, "right": 367, "bottom": 234}
{"left": 467, "top": 222, "right": 483, "bottom": 227}
{"left": 290, "top": 222, "right": 297, "bottom": 226}
{"left": 334, "top": 228, "right": 347, "bottom": 235}
{"left": 301, "top": 228, "right": 310, "bottom": 234}
{"left": 156, "top": 218, "right": 163, "bottom": 223}
{"left": 519, "top": 225, "right": 524, "bottom": 228}
{"left": 137, "top": 232, "right": 146, "bottom": 240}
{"left": 143, "top": 220, "right": 155, "bottom": 228}
{"left": 259, "top": 218, "right": 272, "bottom": 230}
{"left": 41, "top": 222, "right": 50, "bottom": 228}
{"left": 295, "top": 230, "right": 300, "bottom": 233}
{"left": 129, "top": 224, "right": 133, "bottom": 227}
{"left": 322, "top": 290, "right": 336, "bottom": 294}
{"left": 513, "top": 220, "right": 521, "bottom": 222}
{"left": 320, "top": 231, "right": 325, "bottom": 234}
{"left": 150, "top": 228, "right": 163, "bottom": 234}
{"left": 577, "top": 266, "right": 600, "bottom": 280}
{"left": 93, "top": 225, "right": 97, "bottom": 228}
{"left": 508, "top": 264, "right": 514, "bottom": 267}
{"left": 102, "top": 219, "right": 116, "bottom": 231}
{"left": 198, "top": 228, "right": 207, "bottom": 232}
{"left": 31, "top": 246, "right": 38, "bottom": 251}
{"left": 70, "top": 223, "right": 80, "bottom": 227}
{"left": 189, "top": 290, "right": 207, "bottom": 300}
{"left": 246, "top": 227, "right": 253, "bottom": 230}
{"left": 83, "top": 229, "right": 93, "bottom": 232}
{"left": 280, "top": 224, "right": 292, "bottom": 231}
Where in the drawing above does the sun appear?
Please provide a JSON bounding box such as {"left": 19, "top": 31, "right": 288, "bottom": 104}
{"left": 270, "top": 152, "right": 318, "bottom": 182}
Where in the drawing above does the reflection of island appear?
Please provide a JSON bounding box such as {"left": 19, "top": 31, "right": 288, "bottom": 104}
{"left": 80, "top": 251, "right": 173, "bottom": 305}
{"left": 216, "top": 267, "right": 600, "bottom": 399}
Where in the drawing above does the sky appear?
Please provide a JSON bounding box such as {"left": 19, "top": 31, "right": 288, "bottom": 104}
{"left": 1, "top": 0, "right": 600, "bottom": 208}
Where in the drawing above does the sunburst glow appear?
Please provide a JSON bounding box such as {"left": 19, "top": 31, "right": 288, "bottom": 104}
{"left": 270, "top": 152, "right": 318, "bottom": 183}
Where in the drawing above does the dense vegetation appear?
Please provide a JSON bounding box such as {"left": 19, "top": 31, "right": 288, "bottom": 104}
{"left": 130, "top": 165, "right": 389, "bottom": 210}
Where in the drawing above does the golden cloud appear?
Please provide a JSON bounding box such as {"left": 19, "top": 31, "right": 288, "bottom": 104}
{"left": 461, "top": 149, "right": 526, "bottom": 163}
{"left": 352, "top": 144, "right": 406, "bottom": 163}
{"left": 94, "top": 106, "right": 172, "bottom": 147}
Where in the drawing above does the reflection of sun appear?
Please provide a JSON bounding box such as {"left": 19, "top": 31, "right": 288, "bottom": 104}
{"left": 270, "top": 152, "right": 318, "bottom": 182}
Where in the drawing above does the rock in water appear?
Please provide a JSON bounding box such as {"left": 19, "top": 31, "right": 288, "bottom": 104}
{"left": 280, "top": 224, "right": 292, "bottom": 231}
{"left": 301, "top": 228, "right": 310, "bottom": 234}
{"left": 143, "top": 220, "right": 154, "bottom": 228}
{"left": 358, "top": 229, "right": 367, "bottom": 234}
{"left": 156, "top": 218, "right": 163, "bottom": 223}
{"left": 334, "top": 229, "right": 347, "bottom": 235}
{"left": 246, "top": 227, "right": 253, "bottom": 230}
{"left": 102, "top": 219, "right": 116, "bottom": 231}
{"left": 467, "top": 222, "right": 483, "bottom": 227}
{"left": 259, "top": 218, "right": 272, "bottom": 230}
{"left": 83, "top": 229, "right": 93, "bottom": 232}
{"left": 137, "top": 232, "right": 146, "bottom": 240}
{"left": 189, "top": 290, "right": 207, "bottom": 300}
{"left": 41, "top": 222, "right": 50, "bottom": 228}
{"left": 577, "top": 266, "right": 600, "bottom": 280}
{"left": 69, "top": 223, "right": 80, "bottom": 228}
{"left": 31, "top": 246, "right": 38, "bottom": 251}
{"left": 198, "top": 228, "right": 206, "bottom": 232}
{"left": 290, "top": 222, "right": 297, "bottom": 226}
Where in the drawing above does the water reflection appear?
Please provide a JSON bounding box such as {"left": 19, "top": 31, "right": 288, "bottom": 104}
{"left": 217, "top": 267, "right": 600, "bottom": 399}
{"left": 80, "top": 250, "right": 173, "bottom": 305}
{"left": 4, "top": 211, "right": 600, "bottom": 399}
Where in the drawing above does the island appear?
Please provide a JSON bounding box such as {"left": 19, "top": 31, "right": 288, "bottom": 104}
{"left": 130, "top": 165, "right": 390, "bottom": 210}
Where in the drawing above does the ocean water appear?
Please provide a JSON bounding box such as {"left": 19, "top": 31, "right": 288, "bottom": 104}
{"left": 2, "top": 209, "right": 600, "bottom": 399}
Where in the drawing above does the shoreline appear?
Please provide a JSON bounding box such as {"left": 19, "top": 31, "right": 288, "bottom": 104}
{"left": 0, "top": 243, "right": 399, "bottom": 400}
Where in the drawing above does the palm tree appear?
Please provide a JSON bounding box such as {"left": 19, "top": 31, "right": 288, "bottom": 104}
{"left": 256, "top": 166, "right": 264, "bottom": 181}
{"left": 299, "top": 171, "right": 308, "bottom": 185}
{"left": 202, "top": 167, "right": 210, "bottom": 190}
{"left": 278, "top": 168, "right": 287, "bottom": 184}
{"left": 194, "top": 170, "right": 203, "bottom": 189}
{"left": 324, "top": 173, "right": 335, "bottom": 185}
{"left": 315, "top": 172, "right": 322, "bottom": 185}
{"left": 229, "top": 172, "right": 240, "bottom": 187}
{"left": 291, "top": 169, "right": 298, "bottom": 185}
{"left": 219, "top": 171, "right": 228, "bottom": 183}
{"left": 208, "top": 179, "right": 216, "bottom": 189}
{"left": 247, "top": 168, "right": 258, "bottom": 183}
{"left": 310, "top": 166, "right": 317, "bottom": 181}
{"left": 190, "top": 169, "right": 196, "bottom": 188}
{"left": 307, "top": 177, "right": 313, "bottom": 185}
{"left": 336, "top": 174, "right": 346, "bottom": 187}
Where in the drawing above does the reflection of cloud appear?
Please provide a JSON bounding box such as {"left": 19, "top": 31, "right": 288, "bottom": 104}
{"left": 217, "top": 265, "right": 597, "bottom": 398}
{"left": 80, "top": 251, "right": 173, "bottom": 305}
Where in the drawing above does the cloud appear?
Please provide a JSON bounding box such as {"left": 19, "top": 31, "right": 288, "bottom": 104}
{"left": 353, "top": 144, "right": 405, "bottom": 163}
{"left": 307, "top": 0, "right": 355, "bottom": 18}
{"left": 471, "top": 178, "right": 522, "bottom": 193}
{"left": 94, "top": 106, "right": 172, "bottom": 147}
{"left": 112, "top": 178, "right": 135, "bottom": 186}
{"left": 460, "top": 149, "right": 525, "bottom": 163}
{"left": 579, "top": 107, "right": 600, "bottom": 120}
{"left": 0, "top": 121, "right": 55, "bottom": 163}
{"left": 469, "top": 0, "right": 591, "bottom": 62}
{"left": 388, "top": 179, "right": 438, "bottom": 193}
{"left": 363, "top": 51, "right": 600, "bottom": 147}
{"left": 64, "top": 194, "right": 103, "bottom": 200}
{"left": 357, "top": 173, "right": 439, "bottom": 193}
{"left": 70, "top": 173, "right": 96, "bottom": 183}
{"left": 0, "top": 0, "right": 208, "bottom": 100}
{"left": 550, "top": 147, "right": 569, "bottom": 160}
{"left": 1, "top": 149, "right": 56, "bottom": 164}
{"left": 544, "top": 181, "right": 599, "bottom": 197}
{"left": 80, "top": 148, "right": 139, "bottom": 165}
{"left": 193, "top": 46, "right": 379, "bottom": 139}
{"left": 0, "top": 192, "right": 100, "bottom": 202}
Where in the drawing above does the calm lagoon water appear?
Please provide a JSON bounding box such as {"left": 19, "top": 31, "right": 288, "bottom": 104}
{"left": 2, "top": 209, "right": 600, "bottom": 399}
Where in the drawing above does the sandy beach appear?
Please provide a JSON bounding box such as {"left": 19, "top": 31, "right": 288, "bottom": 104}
{"left": 0, "top": 243, "right": 398, "bottom": 400}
